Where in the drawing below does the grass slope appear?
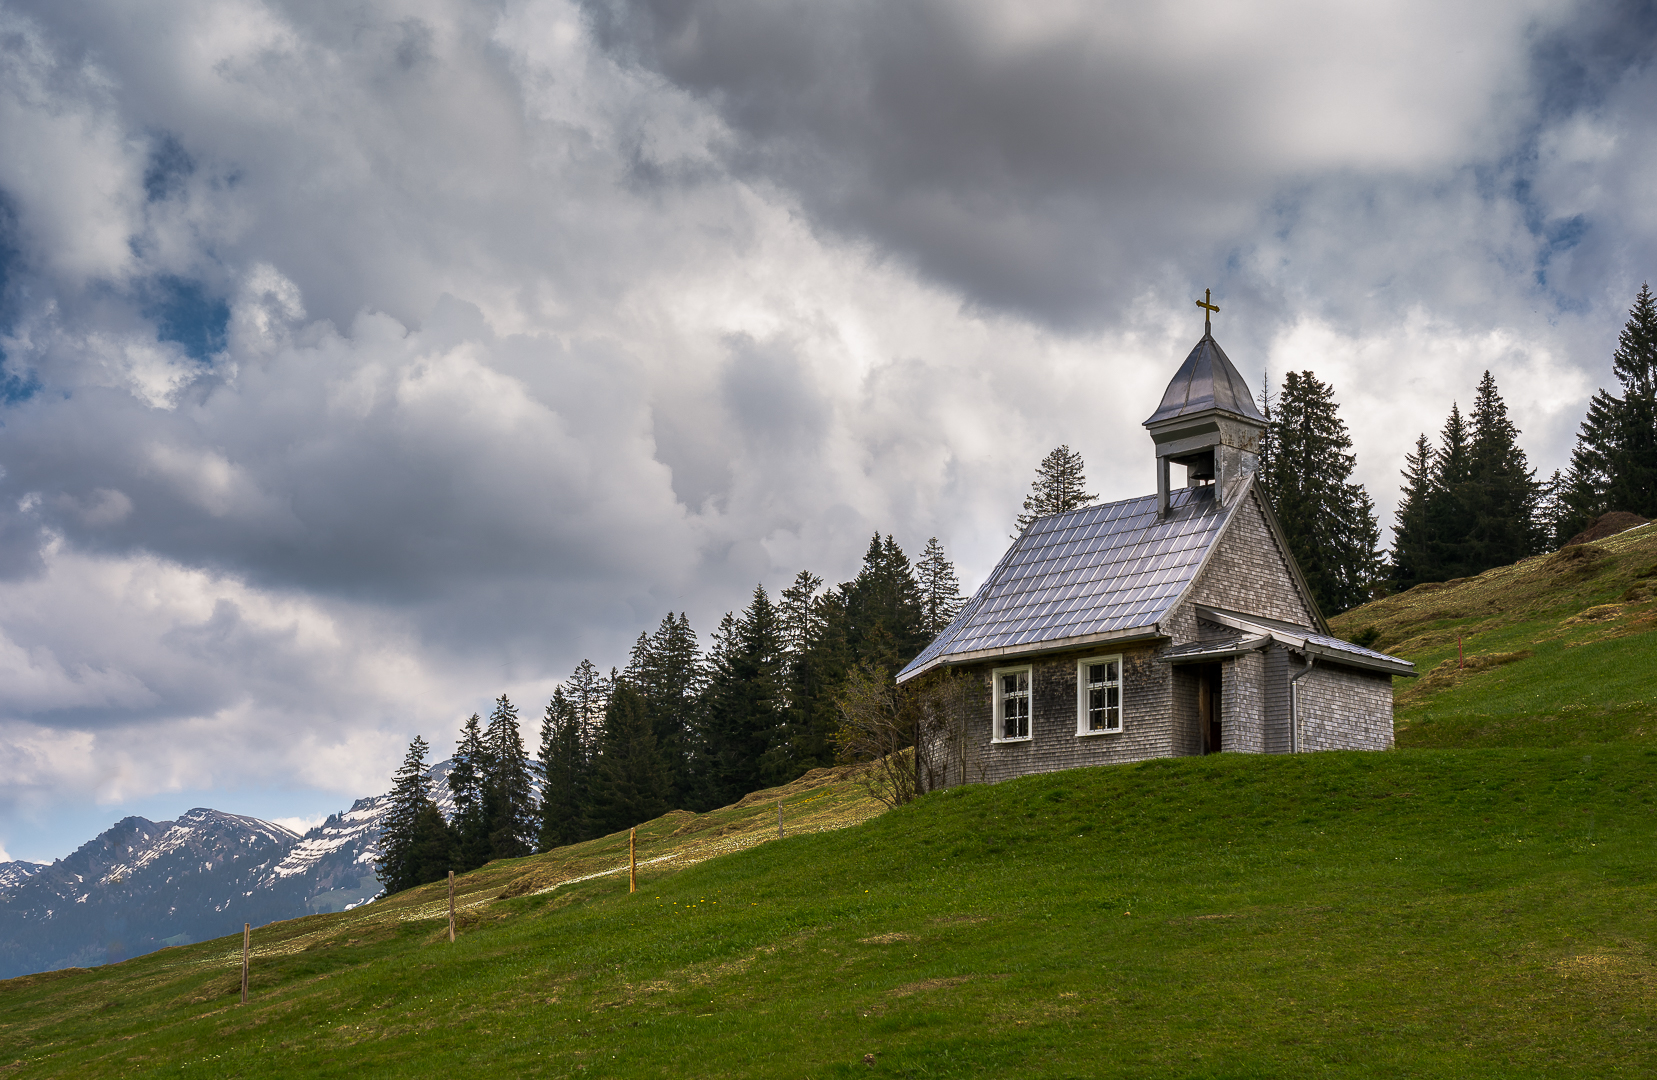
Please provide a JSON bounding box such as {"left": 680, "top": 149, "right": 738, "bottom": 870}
{"left": 1330, "top": 522, "right": 1657, "bottom": 748}
{"left": 4, "top": 747, "right": 1655, "bottom": 1078}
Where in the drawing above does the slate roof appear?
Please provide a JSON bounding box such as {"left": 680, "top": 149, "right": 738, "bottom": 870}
{"left": 1144, "top": 332, "right": 1267, "bottom": 427}
{"left": 896, "top": 485, "right": 1234, "bottom": 682}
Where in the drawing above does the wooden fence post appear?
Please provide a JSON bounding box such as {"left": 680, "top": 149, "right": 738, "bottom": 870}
{"left": 777, "top": 801, "right": 783, "bottom": 839}
{"left": 448, "top": 871, "right": 456, "bottom": 943}
{"left": 240, "top": 923, "right": 250, "bottom": 1005}
{"left": 629, "top": 828, "right": 637, "bottom": 894}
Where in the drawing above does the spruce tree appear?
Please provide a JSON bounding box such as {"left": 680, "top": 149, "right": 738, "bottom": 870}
{"left": 778, "top": 571, "right": 840, "bottom": 774}
{"left": 1465, "top": 370, "right": 1543, "bottom": 568}
{"left": 407, "top": 803, "right": 454, "bottom": 889}
{"left": 1554, "top": 285, "right": 1657, "bottom": 540}
{"left": 778, "top": 572, "right": 825, "bottom": 659}
{"left": 914, "top": 537, "right": 964, "bottom": 637}
{"left": 1558, "top": 390, "right": 1621, "bottom": 542}
{"left": 696, "top": 588, "right": 787, "bottom": 808}
{"left": 1609, "top": 283, "right": 1657, "bottom": 517}
{"left": 484, "top": 695, "right": 536, "bottom": 859}
{"left": 587, "top": 681, "right": 671, "bottom": 835}
{"left": 1390, "top": 433, "right": 1436, "bottom": 590}
{"left": 446, "top": 713, "right": 492, "bottom": 872}
{"left": 1262, "top": 371, "right": 1381, "bottom": 615}
{"left": 1424, "top": 403, "right": 1474, "bottom": 579}
{"left": 565, "top": 659, "right": 608, "bottom": 752}
{"left": 1013, "top": 445, "right": 1096, "bottom": 536}
{"left": 629, "top": 612, "right": 703, "bottom": 805}
{"left": 536, "top": 687, "right": 589, "bottom": 851}
{"left": 375, "top": 736, "right": 449, "bottom": 894}
{"left": 841, "top": 535, "right": 927, "bottom": 673}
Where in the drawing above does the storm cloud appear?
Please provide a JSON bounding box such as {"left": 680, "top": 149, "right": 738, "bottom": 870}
{"left": 1, "top": 0, "right": 1654, "bottom": 860}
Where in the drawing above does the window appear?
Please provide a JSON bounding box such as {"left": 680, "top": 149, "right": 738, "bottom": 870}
{"left": 992, "top": 666, "right": 1032, "bottom": 742}
{"left": 1076, "top": 655, "right": 1123, "bottom": 735}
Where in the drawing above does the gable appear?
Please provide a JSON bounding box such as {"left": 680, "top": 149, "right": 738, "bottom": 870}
{"left": 1184, "top": 486, "right": 1319, "bottom": 630}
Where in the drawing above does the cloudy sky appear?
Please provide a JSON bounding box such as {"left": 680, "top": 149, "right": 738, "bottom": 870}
{"left": 2, "top": 0, "right": 1655, "bottom": 862}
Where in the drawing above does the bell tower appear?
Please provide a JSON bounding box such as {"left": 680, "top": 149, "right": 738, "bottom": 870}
{"left": 1143, "top": 292, "right": 1266, "bottom": 517}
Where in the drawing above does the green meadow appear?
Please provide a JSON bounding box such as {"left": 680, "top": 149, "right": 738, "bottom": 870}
{"left": 3, "top": 746, "right": 1655, "bottom": 1078}
{"left": 4, "top": 524, "right": 1656, "bottom": 1078}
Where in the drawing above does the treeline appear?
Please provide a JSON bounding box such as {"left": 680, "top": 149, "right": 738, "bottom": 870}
{"left": 1387, "top": 371, "right": 1544, "bottom": 589}
{"left": 1389, "top": 284, "right": 1657, "bottom": 587}
{"left": 1260, "top": 284, "right": 1657, "bottom": 607}
{"left": 376, "top": 534, "right": 964, "bottom": 895}
{"left": 1266, "top": 363, "right": 1564, "bottom": 607}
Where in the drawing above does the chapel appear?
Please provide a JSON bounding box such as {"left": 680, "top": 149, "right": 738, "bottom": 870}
{"left": 896, "top": 302, "right": 1414, "bottom": 787}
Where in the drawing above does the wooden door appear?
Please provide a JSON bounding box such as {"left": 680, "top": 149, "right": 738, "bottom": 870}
{"left": 1198, "top": 663, "right": 1223, "bottom": 753}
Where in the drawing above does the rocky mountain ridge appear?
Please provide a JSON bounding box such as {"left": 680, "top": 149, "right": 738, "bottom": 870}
{"left": 0, "top": 762, "right": 456, "bottom": 980}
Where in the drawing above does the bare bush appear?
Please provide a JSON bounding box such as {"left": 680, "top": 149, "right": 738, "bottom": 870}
{"left": 833, "top": 665, "right": 983, "bottom": 806}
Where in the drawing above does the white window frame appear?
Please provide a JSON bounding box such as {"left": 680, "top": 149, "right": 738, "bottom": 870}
{"left": 991, "top": 665, "right": 1034, "bottom": 743}
{"left": 1075, "top": 654, "right": 1124, "bottom": 736}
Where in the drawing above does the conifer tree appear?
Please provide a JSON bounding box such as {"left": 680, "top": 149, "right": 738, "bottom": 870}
{"left": 375, "top": 736, "right": 450, "bottom": 894}
{"left": 1609, "top": 282, "right": 1657, "bottom": 517}
{"left": 1537, "top": 470, "right": 1569, "bottom": 550}
{"left": 696, "top": 587, "right": 787, "bottom": 808}
{"left": 1555, "top": 285, "right": 1657, "bottom": 540}
{"left": 1557, "top": 390, "right": 1621, "bottom": 542}
{"left": 914, "top": 537, "right": 964, "bottom": 637}
{"left": 484, "top": 695, "right": 536, "bottom": 859}
{"left": 842, "top": 535, "right": 927, "bottom": 673}
{"left": 1013, "top": 445, "right": 1096, "bottom": 536}
{"left": 587, "top": 681, "right": 671, "bottom": 835}
{"left": 1465, "top": 370, "right": 1543, "bottom": 568}
{"left": 778, "top": 571, "right": 825, "bottom": 659}
{"left": 1423, "top": 402, "right": 1474, "bottom": 579}
{"left": 1390, "top": 433, "right": 1436, "bottom": 590}
{"left": 629, "top": 612, "right": 702, "bottom": 804}
{"left": 1262, "top": 371, "right": 1381, "bottom": 615}
{"left": 536, "top": 687, "right": 589, "bottom": 851}
{"left": 565, "top": 659, "right": 608, "bottom": 751}
{"left": 777, "top": 571, "right": 840, "bottom": 773}
{"left": 446, "top": 714, "right": 492, "bottom": 872}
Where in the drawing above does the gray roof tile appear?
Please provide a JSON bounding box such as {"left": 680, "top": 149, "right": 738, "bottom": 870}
{"left": 898, "top": 486, "right": 1231, "bottom": 680}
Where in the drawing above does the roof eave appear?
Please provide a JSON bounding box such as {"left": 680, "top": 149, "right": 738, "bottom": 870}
{"left": 895, "top": 624, "right": 1168, "bottom": 683}
{"left": 1154, "top": 633, "right": 1272, "bottom": 663}
{"left": 1196, "top": 605, "right": 1416, "bottom": 677}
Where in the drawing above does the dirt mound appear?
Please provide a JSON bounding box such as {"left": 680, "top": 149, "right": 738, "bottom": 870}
{"left": 1564, "top": 511, "right": 1650, "bottom": 547}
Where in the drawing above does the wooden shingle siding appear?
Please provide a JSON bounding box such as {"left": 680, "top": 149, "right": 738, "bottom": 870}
{"left": 1222, "top": 651, "right": 1266, "bottom": 753}
{"left": 953, "top": 642, "right": 1174, "bottom": 784}
{"left": 1296, "top": 663, "right": 1394, "bottom": 751}
{"left": 1172, "top": 488, "right": 1319, "bottom": 641}
{"left": 1264, "top": 644, "right": 1292, "bottom": 754}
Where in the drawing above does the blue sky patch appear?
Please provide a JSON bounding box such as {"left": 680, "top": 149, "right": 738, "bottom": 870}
{"left": 147, "top": 276, "right": 229, "bottom": 361}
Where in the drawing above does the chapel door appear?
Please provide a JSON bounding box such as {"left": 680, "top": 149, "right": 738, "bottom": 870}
{"left": 1198, "top": 663, "right": 1223, "bottom": 754}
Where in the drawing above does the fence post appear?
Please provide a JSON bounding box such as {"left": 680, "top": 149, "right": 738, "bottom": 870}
{"left": 448, "top": 870, "right": 456, "bottom": 943}
{"left": 629, "top": 827, "right": 637, "bottom": 894}
{"left": 777, "top": 801, "right": 784, "bottom": 839}
{"left": 240, "top": 923, "right": 250, "bottom": 1005}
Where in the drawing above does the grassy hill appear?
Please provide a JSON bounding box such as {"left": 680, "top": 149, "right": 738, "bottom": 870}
{"left": 6, "top": 528, "right": 1657, "bottom": 1078}
{"left": 4, "top": 745, "right": 1655, "bottom": 1078}
{"left": 1330, "top": 520, "right": 1657, "bottom": 749}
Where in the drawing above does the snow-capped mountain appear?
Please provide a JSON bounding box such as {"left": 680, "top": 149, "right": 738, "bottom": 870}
{"left": 0, "top": 762, "right": 457, "bottom": 981}
{"left": 0, "top": 861, "right": 47, "bottom": 892}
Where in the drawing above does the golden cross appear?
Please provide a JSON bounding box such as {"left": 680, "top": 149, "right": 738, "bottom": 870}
{"left": 1196, "top": 288, "right": 1219, "bottom": 329}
